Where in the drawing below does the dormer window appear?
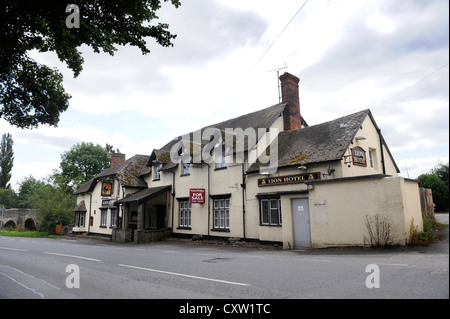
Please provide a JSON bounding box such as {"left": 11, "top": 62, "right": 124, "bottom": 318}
{"left": 215, "top": 142, "right": 227, "bottom": 170}
{"left": 154, "top": 163, "right": 162, "bottom": 180}
{"left": 182, "top": 162, "right": 190, "bottom": 175}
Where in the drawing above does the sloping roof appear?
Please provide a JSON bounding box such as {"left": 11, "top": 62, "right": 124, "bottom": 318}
{"left": 72, "top": 200, "right": 87, "bottom": 212}
{"left": 74, "top": 178, "right": 96, "bottom": 195}
{"left": 74, "top": 154, "right": 150, "bottom": 195}
{"left": 247, "top": 109, "right": 371, "bottom": 173}
{"left": 148, "top": 103, "right": 308, "bottom": 168}
{"left": 114, "top": 185, "right": 171, "bottom": 205}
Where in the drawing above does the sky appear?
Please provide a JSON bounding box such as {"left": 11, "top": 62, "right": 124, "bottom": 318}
{"left": 1, "top": 0, "right": 449, "bottom": 191}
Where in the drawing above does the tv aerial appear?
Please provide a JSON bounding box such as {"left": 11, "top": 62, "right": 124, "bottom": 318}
{"left": 268, "top": 63, "right": 288, "bottom": 103}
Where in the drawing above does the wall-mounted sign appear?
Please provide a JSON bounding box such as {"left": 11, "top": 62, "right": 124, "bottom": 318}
{"left": 190, "top": 188, "right": 205, "bottom": 203}
{"left": 258, "top": 172, "right": 320, "bottom": 187}
{"left": 351, "top": 146, "right": 367, "bottom": 167}
{"left": 101, "top": 182, "right": 113, "bottom": 196}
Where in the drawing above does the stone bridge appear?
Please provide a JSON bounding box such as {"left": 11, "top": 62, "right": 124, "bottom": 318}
{"left": 0, "top": 207, "right": 40, "bottom": 230}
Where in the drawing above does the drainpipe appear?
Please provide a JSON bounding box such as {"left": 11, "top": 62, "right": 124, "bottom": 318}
{"left": 205, "top": 162, "right": 211, "bottom": 239}
{"left": 378, "top": 128, "right": 386, "bottom": 175}
{"left": 168, "top": 170, "right": 176, "bottom": 232}
{"left": 241, "top": 163, "right": 246, "bottom": 239}
{"left": 87, "top": 192, "right": 92, "bottom": 234}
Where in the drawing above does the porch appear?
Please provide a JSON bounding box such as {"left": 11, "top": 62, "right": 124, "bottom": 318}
{"left": 113, "top": 185, "right": 172, "bottom": 243}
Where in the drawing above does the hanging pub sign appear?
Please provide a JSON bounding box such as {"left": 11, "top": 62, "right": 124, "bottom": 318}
{"left": 351, "top": 146, "right": 367, "bottom": 167}
{"left": 101, "top": 181, "right": 113, "bottom": 196}
{"left": 258, "top": 172, "right": 320, "bottom": 187}
{"left": 190, "top": 188, "right": 205, "bottom": 203}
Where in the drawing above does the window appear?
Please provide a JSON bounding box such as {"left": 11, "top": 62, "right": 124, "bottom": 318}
{"left": 179, "top": 200, "right": 191, "bottom": 228}
{"left": 74, "top": 212, "right": 86, "bottom": 227}
{"left": 260, "top": 198, "right": 282, "bottom": 226}
{"left": 368, "top": 148, "right": 378, "bottom": 170}
{"left": 154, "top": 163, "right": 162, "bottom": 180}
{"left": 182, "top": 162, "right": 190, "bottom": 175}
{"left": 213, "top": 198, "right": 230, "bottom": 230}
{"left": 215, "top": 143, "right": 227, "bottom": 169}
{"left": 100, "top": 208, "right": 108, "bottom": 227}
{"left": 110, "top": 208, "right": 117, "bottom": 228}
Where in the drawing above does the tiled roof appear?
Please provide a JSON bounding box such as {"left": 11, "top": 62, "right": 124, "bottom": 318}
{"left": 72, "top": 200, "right": 87, "bottom": 212}
{"left": 247, "top": 109, "right": 371, "bottom": 173}
{"left": 114, "top": 185, "right": 171, "bottom": 205}
{"left": 74, "top": 154, "right": 150, "bottom": 194}
{"left": 148, "top": 103, "right": 308, "bottom": 168}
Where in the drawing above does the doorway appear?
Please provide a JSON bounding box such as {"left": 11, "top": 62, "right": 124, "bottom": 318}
{"left": 291, "top": 198, "right": 311, "bottom": 248}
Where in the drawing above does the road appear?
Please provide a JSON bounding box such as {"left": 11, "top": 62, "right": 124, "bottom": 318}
{"left": 1, "top": 214, "right": 448, "bottom": 301}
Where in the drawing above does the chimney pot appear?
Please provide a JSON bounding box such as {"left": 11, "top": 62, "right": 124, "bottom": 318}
{"left": 111, "top": 153, "right": 126, "bottom": 168}
{"left": 280, "top": 72, "right": 302, "bottom": 131}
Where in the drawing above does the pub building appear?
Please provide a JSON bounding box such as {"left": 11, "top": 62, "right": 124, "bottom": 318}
{"left": 73, "top": 72, "right": 423, "bottom": 249}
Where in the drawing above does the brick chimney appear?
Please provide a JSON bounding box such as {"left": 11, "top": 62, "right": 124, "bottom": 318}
{"left": 280, "top": 72, "right": 302, "bottom": 131}
{"left": 111, "top": 153, "right": 126, "bottom": 168}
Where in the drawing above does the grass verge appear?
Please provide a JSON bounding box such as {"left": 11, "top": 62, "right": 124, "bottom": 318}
{"left": 0, "top": 230, "right": 50, "bottom": 238}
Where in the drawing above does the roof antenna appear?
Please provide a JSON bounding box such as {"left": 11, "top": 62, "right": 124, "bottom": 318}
{"left": 268, "top": 63, "right": 287, "bottom": 103}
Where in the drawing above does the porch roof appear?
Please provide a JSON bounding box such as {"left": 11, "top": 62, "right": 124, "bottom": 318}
{"left": 114, "top": 185, "right": 171, "bottom": 205}
{"left": 72, "top": 200, "right": 87, "bottom": 212}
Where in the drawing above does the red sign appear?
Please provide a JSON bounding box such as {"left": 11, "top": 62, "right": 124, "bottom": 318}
{"left": 190, "top": 188, "right": 205, "bottom": 203}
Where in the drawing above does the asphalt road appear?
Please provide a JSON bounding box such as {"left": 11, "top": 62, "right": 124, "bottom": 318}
{"left": 1, "top": 214, "right": 448, "bottom": 300}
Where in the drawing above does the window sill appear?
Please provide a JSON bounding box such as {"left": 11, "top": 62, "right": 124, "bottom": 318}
{"left": 214, "top": 167, "right": 227, "bottom": 171}
{"left": 260, "top": 224, "right": 282, "bottom": 227}
{"left": 176, "top": 226, "right": 192, "bottom": 230}
{"left": 180, "top": 173, "right": 190, "bottom": 177}
{"left": 210, "top": 228, "right": 230, "bottom": 232}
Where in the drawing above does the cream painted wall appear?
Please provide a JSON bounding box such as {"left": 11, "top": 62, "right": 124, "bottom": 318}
{"left": 341, "top": 116, "right": 399, "bottom": 177}
{"left": 306, "top": 176, "right": 422, "bottom": 248}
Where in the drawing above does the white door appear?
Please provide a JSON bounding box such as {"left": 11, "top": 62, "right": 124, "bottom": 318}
{"left": 291, "top": 198, "right": 311, "bottom": 248}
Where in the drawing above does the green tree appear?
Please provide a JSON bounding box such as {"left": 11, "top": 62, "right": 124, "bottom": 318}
{"left": 1, "top": 0, "right": 180, "bottom": 129}
{"left": 432, "top": 162, "right": 449, "bottom": 189}
{"left": 16, "top": 175, "right": 45, "bottom": 208}
{"left": 0, "top": 133, "right": 14, "bottom": 188}
{"left": 418, "top": 173, "right": 449, "bottom": 212}
{"left": 28, "top": 181, "right": 76, "bottom": 233}
{"left": 53, "top": 142, "right": 119, "bottom": 192}
{"left": 0, "top": 188, "right": 17, "bottom": 208}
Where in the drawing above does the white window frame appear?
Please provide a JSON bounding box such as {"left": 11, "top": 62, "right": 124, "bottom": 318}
{"left": 179, "top": 200, "right": 191, "bottom": 228}
{"left": 100, "top": 209, "right": 108, "bottom": 227}
{"left": 182, "top": 162, "right": 190, "bottom": 175}
{"left": 75, "top": 212, "right": 86, "bottom": 227}
{"left": 213, "top": 198, "right": 230, "bottom": 230}
{"left": 260, "top": 198, "right": 282, "bottom": 226}
{"left": 154, "top": 163, "right": 162, "bottom": 180}
{"left": 215, "top": 143, "right": 227, "bottom": 169}
{"left": 110, "top": 208, "right": 117, "bottom": 228}
{"left": 369, "top": 150, "right": 374, "bottom": 168}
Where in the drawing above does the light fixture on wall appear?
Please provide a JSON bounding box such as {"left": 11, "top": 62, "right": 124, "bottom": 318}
{"left": 298, "top": 166, "right": 307, "bottom": 170}
{"left": 322, "top": 165, "right": 335, "bottom": 178}
{"left": 355, "top": 136, "right": 366, "bottom": 140}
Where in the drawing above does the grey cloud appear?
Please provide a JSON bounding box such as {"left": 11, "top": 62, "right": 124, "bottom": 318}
{"left": 64, "top": 1, "right": 268, "bottom": 97}
{"left": 300, "top": 0, "right": 449, "bottom": 93}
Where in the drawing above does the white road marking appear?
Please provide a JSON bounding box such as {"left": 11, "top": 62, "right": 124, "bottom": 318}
{"left": 0, "top": 272, "right": 45, "bottom": 299}
{"left": 0, "top": 246, "right": 27, "bottom": 252}
{"left": 118, "top": 263, "right": 250, "bottom": 286}
{"left": 43, "top": 252, "right": 101, "bottom": 262}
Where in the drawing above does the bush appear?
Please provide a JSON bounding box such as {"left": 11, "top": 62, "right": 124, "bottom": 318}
{"left": 364, "top": 214, "right": 392, "bottom": 248}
